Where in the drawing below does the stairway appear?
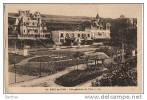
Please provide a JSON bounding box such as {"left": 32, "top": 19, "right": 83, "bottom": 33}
{"left": 36, "top": 39, "right": 48, "bottom": 48}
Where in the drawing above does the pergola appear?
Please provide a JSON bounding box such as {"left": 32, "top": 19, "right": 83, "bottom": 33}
{"left": 84, "top": 52, "right": 110, "bottom": 68}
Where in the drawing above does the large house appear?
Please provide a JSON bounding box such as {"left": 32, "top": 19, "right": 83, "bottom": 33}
{"left": 9, "top": 10, "right": 128, "bottom": 48}
{"left": 11, "top": 10, "right": 50, "bottom": 39}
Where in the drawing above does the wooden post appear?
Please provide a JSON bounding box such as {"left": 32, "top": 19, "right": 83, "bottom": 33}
{"left": 14, "top": 40, "right": 17, "bottom": 83}
{"left": 14, "top": 58, "right": 16, "bottom": 83}
{"left": 39, "top": 58, "right": 41, "bottom": 77}
{"left": 77, "top": 58, "right": 78, "bottom": 70}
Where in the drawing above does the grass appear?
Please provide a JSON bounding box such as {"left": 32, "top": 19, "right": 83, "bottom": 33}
{"left": 28, "top": 55, "right": 72, "bottom": 62}
{"left": 9, "top": 53, "right": 31, "bottom": 64}
{"left": 32, "top": 50, "right": 78, "bottom": 56}
{"left": 9, "top": 59, "right": 86, "bottom": 76}
{"left": 55, "top": 68, "right": 107, "bottom": 87}
{"left": 9, "top": 50, "right": 86, "bottom": 77}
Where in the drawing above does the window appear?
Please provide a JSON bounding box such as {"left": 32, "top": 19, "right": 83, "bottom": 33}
{"left": 35, "top": 30, "right": 38, "bottom": 33}
{"left": 66, "top": 33, "right": 69, "bottom": 37}
{"left": 45, "top": 34, "right": 50, "bottom": 38}
{"left": 98, "top": 32, "right": 102, "bottom": 36}
{"left": 26, "top": 23, "right": 29, "bottom": 25}
{"left": 78, "top": 34, "right": 80, "bottom": 37}
{"left": 24, "top": 30, "right": 25, "bottom": 33}
{"left": 32, "top": 22, "right": 35, "bottom": 25}
{"left": 82, "top": 34, "right": 85, "bottom": 38}
{"left": 88, "top": 34, "right": 90, "bottom": 37}
{"left": 72, "top": 33, "right": 74, "bottom": 37}
{"left": 60, "top": 33, "right": 64, "bottom": 37}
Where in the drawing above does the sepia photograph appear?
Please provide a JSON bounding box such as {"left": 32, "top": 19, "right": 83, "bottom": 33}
{"left": 4, "top": 3, "right": 143, "bottom": 93}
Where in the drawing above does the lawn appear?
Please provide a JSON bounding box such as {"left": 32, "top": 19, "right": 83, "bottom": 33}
{"left": 55, "top": 68, "right": 107, "bottom": 87}
{"left": 9, "top": 50, "right": 86, "bottom": 77}
{"left": 28, "top": 55, "right": 72, "bottom": 62}
{"left": 9, "top": 58, "right": 86, "bottom": 76}
{"left": 9, "top": 53, "right": 31, "bottom": 64}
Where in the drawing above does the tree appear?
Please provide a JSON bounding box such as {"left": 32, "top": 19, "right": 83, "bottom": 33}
{"left": 110, "top": 18, "right": 137, "bottom": 48}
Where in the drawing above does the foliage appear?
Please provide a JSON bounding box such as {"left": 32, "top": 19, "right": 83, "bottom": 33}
{"left": 110, "top": 18, "right": 137, "bottom": 48}
{"left": 55, "top": 69, "right": 105, "bottom": 87}
{"left": 9, "top": 53, "right": 30, "bottom": 64}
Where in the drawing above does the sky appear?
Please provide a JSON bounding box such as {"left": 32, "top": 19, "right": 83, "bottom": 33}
{"left": 5, "top": 4, "right": 143, "bottom": 18}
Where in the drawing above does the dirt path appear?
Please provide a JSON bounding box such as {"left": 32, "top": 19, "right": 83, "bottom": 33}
{"left": 16, "top": 55, "right": 43, "bottom": 66}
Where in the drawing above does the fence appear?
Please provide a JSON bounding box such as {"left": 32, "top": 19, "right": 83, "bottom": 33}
{"left": 9, "top": 58, "right": 87, "bottom": 84}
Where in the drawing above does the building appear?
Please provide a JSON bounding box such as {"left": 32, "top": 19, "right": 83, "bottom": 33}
{"left": 52, "top": 14, "right": 111, "bottom": 45}
{"left": 52, "top": 29, "right": 111, "bottom": 45}
{"left": 8, "top": 11, "right": 111, "bottom": 48}
{"left": 17, "top": 10, "right": 50, "bottom": 39}
{"left": 8, "top": 10, "right": 51, "bottom": 49}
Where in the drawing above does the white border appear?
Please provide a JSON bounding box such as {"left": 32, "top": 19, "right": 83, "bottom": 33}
{"left": 0, "top": 0, "right": 146, "bottom": 100}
